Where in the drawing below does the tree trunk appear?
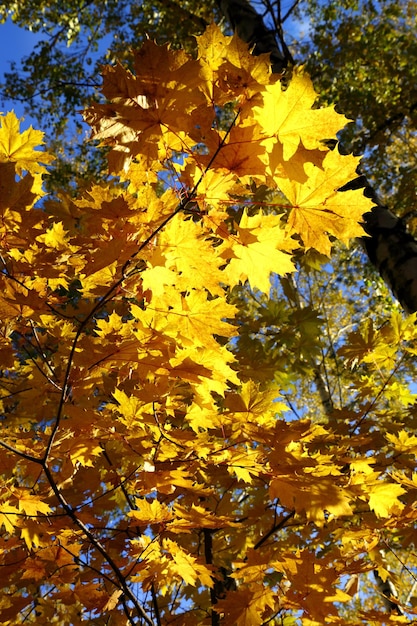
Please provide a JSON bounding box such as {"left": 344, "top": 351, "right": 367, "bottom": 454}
{"left": 364, "top": 208, "right": 417, "bottom": 314}
{"left": 217, "top": 0, "right": 417, "bottom": 314}
{"left": 345, "top": 175, "right": 417, "bottom": 314}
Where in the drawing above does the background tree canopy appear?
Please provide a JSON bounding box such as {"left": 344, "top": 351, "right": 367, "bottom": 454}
{"left": 1, "top": 1, "right": 417, "bottom": 624}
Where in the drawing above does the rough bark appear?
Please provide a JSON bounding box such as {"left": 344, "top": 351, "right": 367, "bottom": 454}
{"left": 217, "top": 0, "right": 417, "bottom": 313}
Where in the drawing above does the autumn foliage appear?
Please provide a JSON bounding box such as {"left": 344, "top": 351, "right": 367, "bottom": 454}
{"left": 1, "top": 24, "right": 416, "bottom": 625}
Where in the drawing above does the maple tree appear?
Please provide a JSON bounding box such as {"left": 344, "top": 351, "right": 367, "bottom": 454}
{"left": 2, "top": 14, "right": 417, "bottom": 626}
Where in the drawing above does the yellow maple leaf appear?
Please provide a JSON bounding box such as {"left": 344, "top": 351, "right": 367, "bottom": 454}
{"left": 277, "top": 150, "right": 372, "bottom": 255}
{"left": 0, "top": 500, "right": 19, "bottom": 533}
{"left": 80, "top": 261, "right": 118, "bottom": 296}
{"left": 0, "top": 112, "right": 54, "bottom": 176}
{"left": 166, "top": 540, "right": 199, "bottom": 586}
{"left": 200, "top": 123, "right": 270, "bottom": 183}
{"left": 221, "top": 32, "right": 272, "bottom": 96}
{"left": 170, "top": 503, "right": 237, "bottom": 532}
{"left": 21, "top": 560, "right": 47, "bottom": 582}
{"left": 20, "top": 519, "right": 49, "bottom": 549}
{"left": 156, "top": 213, "right": 225, "bottom": 296}
{"left": 85, "top": 41, "right": 205, "bottom": 172}
{"left": 112, "top": 388, "right": 147, "bottom": 429}
{"left": 215, "top": 585, "right": 276, "bottom": 626}
{"left": 128, "top": 498, "right": 174, "bottom": 525}
{"left": 67, "top": 440, "right": 103, "bottom": 467}
{"left": 222, "top": 209, "right": 296, "bottom": 292}
{"left": 187, "top": 402, "right": 222, "bottom": 431}
{"left": 163, "top": 538, "right": 214, "bottom": 587}
{"left": 228, "top": 449, "right": 266, "bottom": 483}
{"left": 386, "top": 430, "right": 417, "bottom": 454}
{"left": 270, "top": 475, "right": 352, "bottom": 521}
{"left": 102, "top": 589, "right": 123, "bottom": 612}
{"left": 196, "top": 23, "right": 233, "bottom": 72}
{"left": 225, "top": 380, "right": 284, "bottom": 427}
{"left": 265, "top": 140, "right": 325, "bottom": 183}
{"left": 0, "top": 162, "right": 43, "bottom": 214}
{"left": 157, "top": 286, "right": 237, "bottom": 349}
{"left": 254, "top": 68, "right": 349, "bottom": 161}
{"left": 141, "top": 265, "right": 177, "bottom": 297}
{"left": 36, "top": 221, "right": 77, "bottom": 251}
{"left": 337, "top": 319, "right": 379, "bottom": 368}
{"left": 190, "top": 166, "right": 237, "bottom": 212}
{"left": 169, "top": 343, "right": 239, "bottom": 399}
{"left": 16, "top": 491, "right": 52, "bottom": 517}
{"left": 74, "top": 582, "right": 109, "bottom": 610}
{"left": 196, "top": 23, "right": 271, "bottom": 112}
{"left": 368, "top": 482, "right": 406, "bottom": 518}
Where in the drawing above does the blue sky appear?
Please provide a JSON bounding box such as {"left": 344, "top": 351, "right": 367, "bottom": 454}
{"left": 0, "top": 19, "right": 42, "bottom": 123}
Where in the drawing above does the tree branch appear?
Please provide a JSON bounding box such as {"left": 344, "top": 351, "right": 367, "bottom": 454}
{"left": 41, "top": 461, "right": 155, "bottom": 625}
